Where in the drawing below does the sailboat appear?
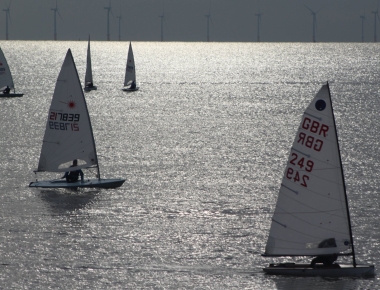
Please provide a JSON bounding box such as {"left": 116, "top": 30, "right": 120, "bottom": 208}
{"left": 0, "top": 47, "right": 23, "bottom": 97}
{"left": 262, "top": 83, "right": 375, "bottom": 277}
{"left": 84, "top": 36, "right": 97, "bottom": 91}
{"left": 122, "top": 42, "right": 139, "bottom": 92}
{"left": 29, "top": 49, "right": 125, "bottom": 189}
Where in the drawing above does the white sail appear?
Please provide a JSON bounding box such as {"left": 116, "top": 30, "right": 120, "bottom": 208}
{"left": 124, "top": 42, "right": 136, "bottom": 86}
{"left": 85, "top": 36, "right": 93, "bottom": 85}
{"left": 37, "top": 49, "right": 98, "bottom": 173}
{"left": 264, "top": 84, "right": 351, "bottom": 256}
{"left": 0, "top": 47, "right": 15, "bottom": 89}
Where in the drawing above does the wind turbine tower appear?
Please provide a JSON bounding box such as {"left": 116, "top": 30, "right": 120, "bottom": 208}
{"left": 304, "top": 5, "right": 318, "bottom": 43}
{"left": 159, "top": 11, "right": 164, "bottom": 41}
{"left": 255, "top": 11, "right": 262, "bottom": 42}
{"left": 372, "top": 6, "right": 379, "bottom": 42}
{"left": 117, "top": 13, "right": 121, "bottom": 41}
{"left": 51, "top": 0, "right": 62, "bottom": 41}
{"left": 360, "top": 14, "right": 366, "bottom": 42}
{"left": 205, "top": 10, "right": 211, "bottom": 42}
{"left": 104, "top": 1, "right": 112, "bottom": 41}
{"left": 3, "top": 1, "right": 11, "bottom": 41}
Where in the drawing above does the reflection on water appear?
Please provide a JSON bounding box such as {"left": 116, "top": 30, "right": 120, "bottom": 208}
{"left": 272, "top": 276, "right": 359, "bottom": 290}
{"left": 39, "top": 189, "right": 100, "bottom": 213}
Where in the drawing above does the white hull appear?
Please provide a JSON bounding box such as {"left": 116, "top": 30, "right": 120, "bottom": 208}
{"left": 263, "top": 263, "right": 375, "bottom": 277}
{"left": 29, "top": 178, "right": 125, "bottom": 189}
{"left": 84, "top": 86, "right": 97, "bottom": 91}
{"left": 122, "top": 86, "right": 139, "bottom": 92}
{"left": 0, "top": 93, "right": 23, "bottom": 97}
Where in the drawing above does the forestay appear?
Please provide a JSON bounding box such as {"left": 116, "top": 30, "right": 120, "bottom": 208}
{"left": 37, "top": 49, "right": 98, "bottom": 173}
{"left": 264, "top": 84, "right": 351, "bottom": 256}
{"left": 0, "top": 47, "right": 15, "bottom": 89}
{"left": 85, "top": 36, "right": 93, "bottom": 86}
{"left": 124, "top": 42, "right": 136, "bottom": 86}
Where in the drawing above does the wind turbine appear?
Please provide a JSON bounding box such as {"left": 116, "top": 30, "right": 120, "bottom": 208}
{"left": 104, "top": 1, "right": 113, "bottom": 41}
{"left": 51, "top": 0, "right": 63, "bottom": 41}
{"left": 3, "top": 1, "right": 11, "bottom": 41}
{"left": 117, "top": 13, "right": 121, "bottom": 41}
{"left": 360, "top": 13, "right": 366, "bottom": 42}
{"left": 372, "top": 2, "right": 380, "bottom": 42}
{"left": 304, "top": 5, "right": 319, "bottom": 43}
{"left": 205, "top": 9, "right": 212, "bottom": 42}
{"left": 159, "top": 9, "right": 165, "bottom": 41}
{"left": 255, "top": 11, "right": 262, "bottom": 42}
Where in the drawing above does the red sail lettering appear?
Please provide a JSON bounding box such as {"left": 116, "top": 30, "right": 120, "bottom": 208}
{"left": 302, "top": 117, "right": 311, "bottom": 130}
{"left": 319, "top": 124, "right": 329, "bottom": 137}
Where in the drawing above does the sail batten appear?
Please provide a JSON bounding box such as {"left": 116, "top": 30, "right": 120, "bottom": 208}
{"left": 304, "top": 112, "right": 323, "bottom": 121}
{"left": 264, "top": 84, "right": 351, "bottom": 257}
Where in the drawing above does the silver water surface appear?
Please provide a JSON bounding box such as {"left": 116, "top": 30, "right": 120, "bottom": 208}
{"left": 0, "top": 41, "right": 379, "bottom": 289}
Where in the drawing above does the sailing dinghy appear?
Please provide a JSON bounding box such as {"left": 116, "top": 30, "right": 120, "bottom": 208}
{"left": 29, "top": 49, "right": 125, "bottom": 189}
{"left": 84, "top": 36, "right": 97, "bottom": 91}
{"left": 122, "top": 42, "right": 139, "bottom": 92}
{"left": 0, "top": 47, "right": 23, "bottom": 97}
{"left": 262, "top": 83, "right": 374, "bottom": 277}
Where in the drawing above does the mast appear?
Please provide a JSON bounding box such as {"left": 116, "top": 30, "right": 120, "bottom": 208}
{"left": 326, "top": 82, "right": 356, "bottom": 267}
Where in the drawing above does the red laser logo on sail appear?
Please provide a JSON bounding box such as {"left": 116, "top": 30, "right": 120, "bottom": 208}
{"left": 60, "top": 100, "right": 77, "bottom": 109}
{"left": 68, "top": 100, "right": 76, "bottom": 109}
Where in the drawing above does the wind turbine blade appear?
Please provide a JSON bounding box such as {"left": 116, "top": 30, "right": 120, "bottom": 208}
{"left": 315, "top": 4, "right": 325, "bottom": 14}
{"left": 109, "top": 0, "right": 114, "bottom": 18}
{"left": 57, "top": 10, "right": 63, "bottom": 22}
{"left": 7, "top": 0, "right": 12, "bottom": 25}
{"left": 210, "top": 15, "right": 215, "bottom": 28}
{"left": 304, "top": 4, "right": 314, "bottom": 13}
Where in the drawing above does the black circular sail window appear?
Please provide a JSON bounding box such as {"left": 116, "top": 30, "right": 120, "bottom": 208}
{"left": 315, "top": 99, "right": 326, "bottom": 111}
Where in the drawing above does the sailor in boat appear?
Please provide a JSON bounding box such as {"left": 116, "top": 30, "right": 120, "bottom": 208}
{"left": 86, "top": 82, "right": 94, "bottom": 89}
{"left": 130, "top": 80, "right": 136, "bottom": 89}
{"left": 3, "top": 85, "right": 10, "bottom": 94}
{"left": 310, "top": 238, "right": 339, "bottom": 268}
{"left": 61, "top": 159, "right": 84, "bottom": 183}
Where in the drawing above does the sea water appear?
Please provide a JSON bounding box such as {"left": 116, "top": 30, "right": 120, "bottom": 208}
{"left": 0, "top": 41, "right": 379, "bottom": 289}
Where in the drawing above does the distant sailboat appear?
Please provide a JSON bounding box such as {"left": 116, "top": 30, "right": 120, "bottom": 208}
{"left": 84, "top": 36, "right": 97, "bottom": 91}
{"left": 0, "top": 47, "right": 23, "bottom": 97}
{"left": 262, "top": 83, "right": 374, "bottom": 277}
{"left": 29, "top": 49, "right": 125, "bottom": 189}
{"left": 122, "top": 42, "right": 139, "bottom": 92}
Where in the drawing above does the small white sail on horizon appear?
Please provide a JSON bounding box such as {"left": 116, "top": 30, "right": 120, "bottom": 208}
{"left": 122, "top": 42, "right": 139, "bottom": 91}
{"left": 0, "top": 47, "right": 23, "bottom": 97}
{"left": 263, "top": 83, "right": 374, "bottom": 277}
{"left": 84, "top": 36, "right": 97, "bottom": 91}
{"left": 30, "top": 49, "right": 125, "bottom": 189}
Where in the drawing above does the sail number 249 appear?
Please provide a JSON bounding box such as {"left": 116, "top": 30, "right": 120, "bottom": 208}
{"left": 286, "top": 153, "right": 314, "bottom": 187}
{"left": 49, "top": 112, "right": 80, "bottom": 131}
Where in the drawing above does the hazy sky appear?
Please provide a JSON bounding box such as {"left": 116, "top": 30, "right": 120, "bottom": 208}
{"left": 0, "top": 0, "right": 377, "bottom": 42}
